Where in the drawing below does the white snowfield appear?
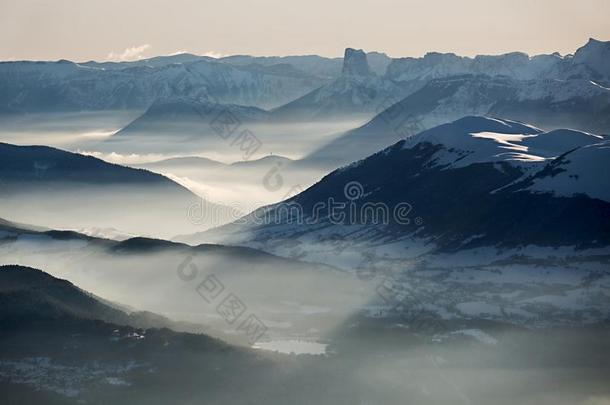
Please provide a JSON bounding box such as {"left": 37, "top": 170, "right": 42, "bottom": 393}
{"left": 402, "top": 118, "right": 542, "bottom": 168}
{"left": 404, "top": 117, "right": 602, "bottom": 165}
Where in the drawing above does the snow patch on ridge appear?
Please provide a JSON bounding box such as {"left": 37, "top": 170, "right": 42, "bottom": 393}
{"left": 527, "top": 141, "right": 610, "bottom": 202}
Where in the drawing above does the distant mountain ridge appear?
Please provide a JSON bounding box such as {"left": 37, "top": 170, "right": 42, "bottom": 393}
{"left": 0, "top": 142, "right": 192, "bottom": 190}
{"left": 2, "top": 38, "right": 607, "bottom": 116}
{"left": 271, "top": 38, "right": 610, "bottom": 130}
{"left": 307, "top": 73, "right": 610, "bottom": 165}
{"left": 0, "top": 143, "right": 238, "bottom": 238}
{"left": 111, "top": 97, "right": 270, "bottom": 143}
{"left": 385, "top": 38, "right": 610, "bottom": 85}
{"left": 0, "top": 57, "right": 324, "bottom": 112}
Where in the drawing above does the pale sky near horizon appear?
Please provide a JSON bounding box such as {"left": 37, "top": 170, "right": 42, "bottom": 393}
{"left": 1, "top": 0, "right": 609, "bottom": 62}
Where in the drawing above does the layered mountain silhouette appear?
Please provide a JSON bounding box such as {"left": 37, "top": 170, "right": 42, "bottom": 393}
{"left": 0, "top": 264, "right": 287, "bottom": 404}
{"left": 0, "top": 265, "right": 197, "bottom": 331}
{"left": 110, "top": 97, "right": 269, "bottom": 143}
{"left": 0, "top": 216, "right": 366, "bottom": 344}
{"left": 0, "top": 216, "right": 340, "bottom": 275}
{"left": 0, "top": 143, "right": 238, "bottom": 237}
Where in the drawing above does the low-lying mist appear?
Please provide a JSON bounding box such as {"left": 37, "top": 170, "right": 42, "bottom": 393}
{"left": 2, "top": 237, "right": 610, "bottom": 404}
{"left": 0, "top": 111, "right": 141, "bottom": 149}
{"left": 0, "top": 236, "right": 372, "bottom": 343}
{"left": 97, "top": 118, "right": 366, "bottom": 159}
{"left": 0, "top": 185, "right": 236, "bottom": 239}
{"left": 139, "top": 160, "right": 328, "bottom": 208}
{"left": 1, "top": 111, "right": 364, "bottom": 211}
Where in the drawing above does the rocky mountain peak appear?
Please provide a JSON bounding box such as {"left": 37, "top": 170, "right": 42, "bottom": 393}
{"left": 573, "top": 37, "right": 610, "bottom": 77}
{"left": 342, "top": 48, "right": 372, "bottom": 77}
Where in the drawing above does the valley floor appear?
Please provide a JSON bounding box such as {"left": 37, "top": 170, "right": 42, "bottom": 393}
{"left": 1, "top": 316, "right": 610, "bottom": 405}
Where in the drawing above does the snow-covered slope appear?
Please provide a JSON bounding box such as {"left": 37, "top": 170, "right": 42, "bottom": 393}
{"left": 399, "top": 117, "right": 544, "bottom": 168}
{"left": 524, "top": 141, "right": 610, "bottom": 202}
{"left": 520, "top": 129, "right": 605, "bottom": 156}
{"left": 572, "top": 38, "right": 610, "bottom": 83}
{"left": 402, "top": 117, "right": 605, "bottom": 169}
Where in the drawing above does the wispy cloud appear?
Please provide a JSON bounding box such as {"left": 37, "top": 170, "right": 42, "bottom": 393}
{"left": 107, "top": 44, "right": 151, "bottom": 62}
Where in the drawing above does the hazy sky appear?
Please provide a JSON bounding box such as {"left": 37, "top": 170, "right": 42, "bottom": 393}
{"left": 1, "top": 0, "right": 609, "bottom": 61}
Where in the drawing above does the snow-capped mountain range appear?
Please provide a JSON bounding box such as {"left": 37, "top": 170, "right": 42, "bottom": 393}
{"left": 84, "top": 38, "right": 610, "bottom": 163}
{"left": 1, "top": 38, "right": 608, "bottom": 118}
{"left": 0, "top": 57, "right": 325, "bottom": 112}
{"left": 386, "top": 38, "right": 610, "bottom": 85}
{"left": 273, "top": 38, "right": 610, "bottom": 123}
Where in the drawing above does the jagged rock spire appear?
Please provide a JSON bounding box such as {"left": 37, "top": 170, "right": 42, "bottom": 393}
{"left": 342, "top": 48, "right": 372, "bottom": 77}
